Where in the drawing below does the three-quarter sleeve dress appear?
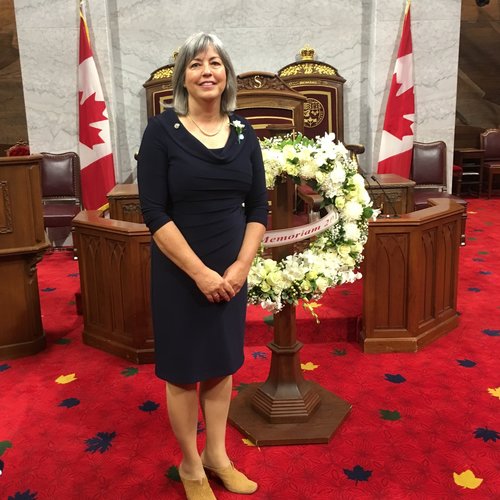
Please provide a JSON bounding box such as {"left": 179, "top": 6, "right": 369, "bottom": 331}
{"left": 137, "top": 108, "right": 268, "bottom": 384}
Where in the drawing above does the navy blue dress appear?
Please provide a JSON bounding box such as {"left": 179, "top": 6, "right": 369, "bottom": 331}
{"left": 137, "top": 108, "right": 268, "bottom": 384}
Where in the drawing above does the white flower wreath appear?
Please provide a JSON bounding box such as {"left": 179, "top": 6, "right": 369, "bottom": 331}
{"left": 248, "top": 132, "right": 376, "bottom": 313}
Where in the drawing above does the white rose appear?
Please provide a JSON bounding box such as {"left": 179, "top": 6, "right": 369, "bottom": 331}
{"left": 282, "top": 144, "right": 297, "bottom": 161}
{"left": 315, "top": 276, "right": 329, "bottom": 293}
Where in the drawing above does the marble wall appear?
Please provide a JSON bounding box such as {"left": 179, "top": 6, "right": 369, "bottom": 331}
{"left": 14, "top": 0, "right": 462, "bottom": 186}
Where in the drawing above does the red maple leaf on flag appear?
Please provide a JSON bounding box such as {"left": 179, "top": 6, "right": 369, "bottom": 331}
{"left": 382, "top": 74, "right": 414, "bottom": 141}
{"left": 79, "top": 91, "right": 107, "bottom": 149}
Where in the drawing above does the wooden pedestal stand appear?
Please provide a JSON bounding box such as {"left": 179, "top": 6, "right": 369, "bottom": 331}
{"left": 228, "top": 177, "right": 351, "bottom": 445}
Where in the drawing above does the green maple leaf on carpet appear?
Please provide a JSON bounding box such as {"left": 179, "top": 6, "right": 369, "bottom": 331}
{"left": 121, "top": 367, "right": 138, "bottom": 377}
{"left": 333, "top": 348, "right": 346, "bottom": 356}
{"left": 263, "top": 315, "right": 274, "bottom": 326}
{"left": 234, "top": 382, "right": 249, "bottom": 393}
{"left": 0, "top": 440, "right": 13, "bottom": 456}
{"left": 478, "top": 251, "right": 489, "bottom": 255}
{"left": 380, "top": 409, "right": 401, "bottom": 421}
{"left": 165, "top": 465, "right": 181, "bottom": 482}
{"left": 54, "top": 338, "right": 71, "bottom": 345}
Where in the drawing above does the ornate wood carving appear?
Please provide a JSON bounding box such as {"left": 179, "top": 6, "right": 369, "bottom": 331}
{"left": 0, "top": 180, "right": 13, "bottom": 234}
{"left": 237, "top": 72, "right": 289, "bottom": 92}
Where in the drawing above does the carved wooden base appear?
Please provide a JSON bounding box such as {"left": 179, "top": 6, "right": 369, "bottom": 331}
{"left": 360, "top": 313, "right": 459, "bottom": 353}
{"left": 82, "top": 330, "right": 155, "bottom": 364}
{"left": 229, "top": 382, "right": 351, "bottom": 446}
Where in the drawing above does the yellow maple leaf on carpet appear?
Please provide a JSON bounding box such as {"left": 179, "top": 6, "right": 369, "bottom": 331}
{"left": 242, "top": 438, "right": 256, "bottom": 447}
{"left": 487, "top": 387, "right": 500, "bottom": 399}
{"left": 453, "top": 469, "right": 483, "bottom": 489}
{"left": 302, "top": 300, "right": 322, "bottom": 324}
{"left": 55, "top": 373, "right": 77, "bottom": 384}
{"left": 301, "top": 361, "right": 319, "bottom": 371}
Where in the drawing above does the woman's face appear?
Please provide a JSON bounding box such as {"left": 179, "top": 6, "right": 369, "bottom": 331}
{"left": 184, "top": 45, "right": 227, "bottom": 105}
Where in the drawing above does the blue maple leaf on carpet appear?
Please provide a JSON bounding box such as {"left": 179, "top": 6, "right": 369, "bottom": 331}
{"left": 197, "top": 421, "right": 205, "bottom": 434}
{"left": 67, "top": 273, "right": 79, "bottom": 277}
{"left": 139, "top": 400, "right": 160, "bottom": 414}
{"left": 252, "top": 351, "right": 267, "bottom": 359}
{"left": 0, "top": 363, "right": 11, "bottom": 372}
{"left": 468, "top": 287, "right": 481, "bottom": 292}
{"left": 482, "top": 329, "right": 500, "bottom": 337}
{"left": 385, "top": 374, "right": 406, "bottom": 384}
{"left": 343, "top": 465, "right": 372, "bottom": 484}
{"left": 58, "top": 398, "right": 80, "bottom": 408}
{"left": 479, "top": 271, "right": 492, "bottom": 275}
{"left": 84, "top": 431, "right": 116, "bottom": 453}
{"left": 8, "top": 490, "right": 38, "bottom": 500}
{"left": 473, "top": 427, "right": 499, "bottom": 442}
{"left": 41, "top": 287, "right": 56, "bottom": 292}
{"left": 457, "top": 359, "right": 476, "bottom": 368}
{"left": 473, "top": 228, "right": 484, "bottom": 232}
{"left": 472, "top": 258, "right": 485, "bottom": 262}
{"left": 165, "top": 465, "right": 181, "bottom": 482}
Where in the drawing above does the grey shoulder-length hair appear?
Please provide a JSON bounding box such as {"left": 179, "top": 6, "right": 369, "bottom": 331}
{"left": 171, "top": 32, "right": 237, "bottom": 115}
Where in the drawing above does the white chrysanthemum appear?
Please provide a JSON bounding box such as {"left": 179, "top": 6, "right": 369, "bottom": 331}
{"left": 343, "top": 222, "right": 361, "bottom": 241}
{"left": 343, "top": 200, "right": 364, "bottom": 220}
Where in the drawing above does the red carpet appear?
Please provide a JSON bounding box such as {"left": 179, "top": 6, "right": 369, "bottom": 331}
{"left": 1, "top": 198, "right": 499, "bottom": 499}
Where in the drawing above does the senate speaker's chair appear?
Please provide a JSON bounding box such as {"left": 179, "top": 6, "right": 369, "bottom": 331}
{"left": 410, "top": 141, "right": 467, "bottom": 245}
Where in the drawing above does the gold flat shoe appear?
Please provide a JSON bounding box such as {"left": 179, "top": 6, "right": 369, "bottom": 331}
{"left": 203, "top": 461, "right": 257, "bottom": 494}
{"left": 179, "top": 474, "right": 216, "bottom": 500}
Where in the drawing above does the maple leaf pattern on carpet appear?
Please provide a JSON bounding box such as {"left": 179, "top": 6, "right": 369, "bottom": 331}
{"left": 1, "top": 199, "right": 500, "bottom": 499}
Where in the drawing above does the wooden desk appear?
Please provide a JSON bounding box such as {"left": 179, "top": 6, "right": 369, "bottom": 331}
{"left": 453, "top": 148, "right": 484, "bottom": 197}
{"left": 108, "top": 183, "right": 143, "bottom": 223}
{"left": 366, "top": 174, "right": 415, "bottom": 216}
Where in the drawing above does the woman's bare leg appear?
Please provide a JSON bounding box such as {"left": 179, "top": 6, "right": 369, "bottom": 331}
{"left": 199, "top": 375, "right": 232, "bottom": 467}
{"left": 166, "top": 382, "right": 204, "bottom": 479}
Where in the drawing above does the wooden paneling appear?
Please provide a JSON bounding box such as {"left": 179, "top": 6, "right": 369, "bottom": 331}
{"left": 360, "top": 199, "right": 462, "bottom": 353}
{"left": 73, "top": 210, "right": 154, "bottom": 363}
{"left": 0, "top": 155, "right": 49, "bottom": 359}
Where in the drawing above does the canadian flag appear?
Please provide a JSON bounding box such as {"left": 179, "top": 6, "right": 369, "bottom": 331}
{"left": 377, "top": 0, "right": 414, "bottom": 177}
{"left": 78, "top": 6, "right": 116, "bottom": 209}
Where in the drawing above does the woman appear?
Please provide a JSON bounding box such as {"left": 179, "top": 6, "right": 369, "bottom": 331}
{"left": 137, "top": 32, "right": 268, "bottom": 500}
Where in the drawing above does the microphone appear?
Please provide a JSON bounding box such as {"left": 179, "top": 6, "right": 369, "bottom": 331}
{"left": 370, "top": 175, "right": 400, "bottom": 218}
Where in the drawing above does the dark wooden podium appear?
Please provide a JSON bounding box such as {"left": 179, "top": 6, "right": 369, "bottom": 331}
{"left": 360, "top": 198, "right": 463, "bottom": 353}
{"left": 0, "top": 155, "right": 50, "bottom": 359}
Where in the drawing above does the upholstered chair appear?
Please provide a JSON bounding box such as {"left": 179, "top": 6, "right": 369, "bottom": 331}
{"left": 410, "top": 141, "right": 468, "bottom": 245}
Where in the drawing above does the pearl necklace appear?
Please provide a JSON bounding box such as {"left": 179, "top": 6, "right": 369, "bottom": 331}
{"left": 186, "top": 114, "right": 227, "bottom": 137}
